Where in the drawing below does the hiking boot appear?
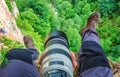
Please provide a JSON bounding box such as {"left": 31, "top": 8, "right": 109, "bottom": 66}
{"left": 80, "top": 12, "right": 100, "bottom": 36}
{"left": 23, "top": 35, "right": 35, "bottom": 48}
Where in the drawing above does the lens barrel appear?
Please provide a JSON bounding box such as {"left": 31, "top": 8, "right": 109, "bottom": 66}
{"left": 40, "top": 30, "right": 73, "bottom": 77}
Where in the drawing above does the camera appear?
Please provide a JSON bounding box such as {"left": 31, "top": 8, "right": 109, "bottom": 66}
{"left": 40, "top": 30, "right": 73, "bottom": 77}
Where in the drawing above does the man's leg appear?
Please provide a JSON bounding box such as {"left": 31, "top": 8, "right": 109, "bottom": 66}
{"left": 0, "top": 35, "right": 39, "bottom": 77}
{"left": 6, "top": 35, "right": 39, "bottom": 65}
{"left": 23, "top": 35, "right": 39, "bottom": 60}
{"left": 79, "top": 12, "right": 113, "bottom": 77}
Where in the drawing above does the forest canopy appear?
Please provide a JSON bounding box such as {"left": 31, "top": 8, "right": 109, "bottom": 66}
{"left": 13, "top": 0, "right": 120, "bottom": 62}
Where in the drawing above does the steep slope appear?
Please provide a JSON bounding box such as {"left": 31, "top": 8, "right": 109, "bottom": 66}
{"left": 0, "top": 0, "right": 23, "bottom": 43}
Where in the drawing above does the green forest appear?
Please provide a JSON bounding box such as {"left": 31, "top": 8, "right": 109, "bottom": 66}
{"left": 1, "top": 0, "right": 120, "bottom": 65}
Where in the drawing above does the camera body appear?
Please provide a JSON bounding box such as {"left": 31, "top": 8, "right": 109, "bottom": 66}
{"left": 40, "top": 30, "right": 73, "bottom": 77}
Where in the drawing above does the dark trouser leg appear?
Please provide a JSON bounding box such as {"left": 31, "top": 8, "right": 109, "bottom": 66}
{"left": 27, "top": 48, "right": 39, "bottom": 60}
{"left": 0, "top": 48, "right": 39, "bottom": 77}
{"left": 79, "top": 29, "right": 113, "bottom": 77}
{"left": 5, "top": 48, "right": 39, "bottom": 65}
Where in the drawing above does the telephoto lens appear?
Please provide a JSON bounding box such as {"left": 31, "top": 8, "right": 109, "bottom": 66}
{"left": 40, "top": 30, "right": 73, "bottom": 77}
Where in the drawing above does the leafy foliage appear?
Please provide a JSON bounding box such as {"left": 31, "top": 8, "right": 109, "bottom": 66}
{"left": 97, "top": 0, "right": 117, "bottom": 16}
{"left": 66, "top": 28, "right": 81, "bottom": 51}
{"left": 16, "top": 15, "right": 44, "bottom": 51}
{"left": 5, "top": 0, "right": 13, "bottom": 12}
